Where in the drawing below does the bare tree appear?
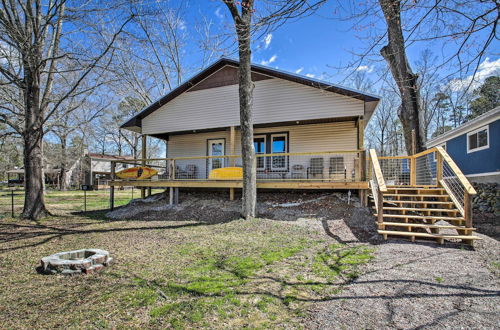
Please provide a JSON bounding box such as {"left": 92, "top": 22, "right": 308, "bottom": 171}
{"left": 222, "top": 0, "right": 327, "bottom": 219}
{"left": 0, "top": 0, "right": 133, "bottom": 219}
{"left": 223, "top": 0, "right": 257, "bottom": 220}
{"left": 334, "top": 0, "right": 498, "bottom": 154}
{"left": 378, "top": 0, "right": 425, "bottom": 153}
{"left": 47, "top": 95, "right": 107, "bottom": 190}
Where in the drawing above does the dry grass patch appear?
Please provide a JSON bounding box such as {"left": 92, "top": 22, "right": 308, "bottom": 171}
{"left": 0, "top": 213, "right": 374, "bottom": 328}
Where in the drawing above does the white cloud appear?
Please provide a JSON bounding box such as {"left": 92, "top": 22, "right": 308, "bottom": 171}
{"left": 215, "top": 7, "right": 224, "bottom": 19}
{"left": 264, "top": 33, "right": 273, "bottom": 49}
{"left": 305, "top": 73, "right": 315, "bottom": 78}
{"left": 449, "top": 57, "right": 500, "bottom": 92}
{"left": 295, "top": 67, "right": 304, "bottom": 74}
{"left": 356, "top": 65, "right": 374, "bottom": 73}
{"left": 260, "top": 54, "right": 277, "bottom": 66}
{"left": 178, "top": 19, "right": 186, "bottom": 31}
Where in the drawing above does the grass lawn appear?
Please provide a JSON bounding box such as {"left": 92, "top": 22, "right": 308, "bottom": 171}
{"left": 0, "top": 198, "right": 374, "bottom": 328}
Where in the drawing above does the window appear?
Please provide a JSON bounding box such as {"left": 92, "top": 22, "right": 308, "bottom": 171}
{"left": 253, "top": 132, "right": 288, "bottom": 170}
{"left": 254, "top": 136, "right": 266, "bottom": 169}
{"left": 271, "top": 134, "right": 287, "bottom": 170}
{"left": 467, "top": 126, "right": 489, "bottom": 153}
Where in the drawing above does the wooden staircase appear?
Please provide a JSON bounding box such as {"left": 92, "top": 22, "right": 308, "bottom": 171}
{"left": 371, "top": 186, "right": 481, "bottom": 245}
{"left": 368, "top": 148, "right": 481, "bottom": 245}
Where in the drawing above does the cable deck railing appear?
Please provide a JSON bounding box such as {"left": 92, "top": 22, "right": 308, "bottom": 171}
{"left": 108, "top": 150, "right": 367, "bottom": 182}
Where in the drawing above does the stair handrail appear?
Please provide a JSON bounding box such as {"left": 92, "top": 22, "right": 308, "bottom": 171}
{"left": 369, "top": 149, "right": 387, "bottom": 193}
{"left": 369, "top": 149, "right": 387, "bottom": 225}
{"left": 435, "top": 146, "right": 476, "bottom": 228}
{"left": 435, "top": 146, "right": 476, "bottom": 195}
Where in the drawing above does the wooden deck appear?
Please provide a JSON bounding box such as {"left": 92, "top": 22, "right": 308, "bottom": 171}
{"left": 109, "top": 179, "right": 369, "bottom": 190}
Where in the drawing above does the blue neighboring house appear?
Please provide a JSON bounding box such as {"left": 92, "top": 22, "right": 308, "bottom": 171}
{"left": 426, "top": 106, "right": 500, "bottom": 184}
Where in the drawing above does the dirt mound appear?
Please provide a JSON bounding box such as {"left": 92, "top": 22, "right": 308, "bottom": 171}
{"left": 106, "top": 191, "right": 373, "bottom": 229}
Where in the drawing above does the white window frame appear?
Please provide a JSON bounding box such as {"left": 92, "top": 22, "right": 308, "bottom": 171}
{"left": 254, "top": 135, "right": 267, "bottom": 170}
{"left": 270, "top": 133, "right": 288, "bottom": 170}
{"left": 433, "top": 143, "right": 446, "bottom": 162}
{"left": 466, "top": 125, "right": 489, "bottom": 154}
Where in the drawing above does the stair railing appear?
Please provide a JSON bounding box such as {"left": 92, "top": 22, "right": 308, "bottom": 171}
{"left": 435, "top": 146, "right": 477, "bottom": 228}
{"left": 369, "top": 149, "right": 387, "bottom": 225}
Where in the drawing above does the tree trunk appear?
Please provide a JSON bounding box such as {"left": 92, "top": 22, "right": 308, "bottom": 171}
{"left": 379, "top": 0, "right": 425, "bottom": 155}
{"left": 21, "top": 55, "right": 49, "bottom": 219}
{"left": 238, "top": 33, "right": 257, "bottom": 219}
{"left": 59, "top": 135, "right": 68, "bottom": 190}
{"left": 228, "top": 2, "right": 257, "bottom": 220}
{"left": 22, "top": 129, "right": 49, "bottom": 219}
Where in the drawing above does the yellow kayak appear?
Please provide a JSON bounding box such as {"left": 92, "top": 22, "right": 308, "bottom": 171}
{"left": 115, "top": 166, "right": 158, "bottom": 180}
{"left": 209, "top": 167, "right": 243, "bottom": 180}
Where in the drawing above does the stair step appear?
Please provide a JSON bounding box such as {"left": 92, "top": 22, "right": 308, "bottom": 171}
{"left": 378, "top": 222, "right": 475, "bottom": 230}
{"left": 374, "top": 214, "right": 465, "bottom": 222}
{"left": 386, "top": 187, "right": 445, "bottom": 191}
{"left": 378, "top": 230, "right": 481, "bottom": 240}
{"left": 380, "top": 206, "right": 460, "bottom": 213}
{"left": 382, "top": 194, "right": 450, "bottom": 198}
{"left": 383, "top": 200, "right": 454, "bottom": 205}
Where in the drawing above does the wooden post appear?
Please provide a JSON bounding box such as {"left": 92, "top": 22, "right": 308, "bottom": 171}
{"left": 110, "top": 161, "right": 116, "bottom": 210}
{"left": 358, "top": 118, "right": 364, "bottom": 150}
{"left": 464, "top": 192, "right": 472, "bottom": 229}
{"left": 360, "top": 150, "right": 366, "bottom": 181}
{"left": 169, "top": 187, "right": 174, "bottom": 205}
{"left": 436, "top": 151, "right": 443, "bottom": 186}
{"left": 377, "top": 188, "right": 384, "bottom": 226}
{"left": 359, "top": 189, "right": 366, "bottom": 207}
{"left": 141, "top": 135, "right": 147, "bottom": 198}
{"left": 410, "top": 156, "right": 416, "bottom": 186}
{"left": 229, "top": 188, "right": 235, "bottom": 201}
{"left": 229, "top": 126, "right": 236, "bottom": 166}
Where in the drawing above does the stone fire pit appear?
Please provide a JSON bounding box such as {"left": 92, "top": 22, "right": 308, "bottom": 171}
{"left": 40, "top": 249, "right": 112, "bottom": 275}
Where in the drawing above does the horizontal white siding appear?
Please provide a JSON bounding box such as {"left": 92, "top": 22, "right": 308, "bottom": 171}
{"left": 168, "top": 122, "right": 358, "bottom": 177}
{"left": 143, "top": 78, "right": 364, "bottom": 135}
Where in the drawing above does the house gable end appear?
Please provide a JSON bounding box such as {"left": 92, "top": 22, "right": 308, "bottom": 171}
{"left": 189, "top": 65, "right": 271, "bottom": 92}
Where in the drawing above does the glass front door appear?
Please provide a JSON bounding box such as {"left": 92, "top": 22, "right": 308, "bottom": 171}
{"left": 208, "top": 139, "right": 225, "bottom": 172}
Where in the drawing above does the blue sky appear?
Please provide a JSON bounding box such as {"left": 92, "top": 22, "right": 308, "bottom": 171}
{"left": 181, "top": 0, "right": 499, "bottom": 92}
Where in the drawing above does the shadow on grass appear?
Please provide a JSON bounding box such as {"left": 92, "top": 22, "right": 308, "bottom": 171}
{"left": 123, "top": 248, "right": 500, "bottom": 328}
{"left": 0, "top": 221, "right": 212, "bottom": 253}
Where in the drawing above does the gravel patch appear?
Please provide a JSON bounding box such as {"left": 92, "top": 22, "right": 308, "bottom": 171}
{"left": 307, "top": 234, "right": 500, "bottom": 329}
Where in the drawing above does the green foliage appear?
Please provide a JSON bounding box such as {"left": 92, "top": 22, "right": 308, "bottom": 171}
{"left": 435, "top": 277, "right": 444, "bottom": 283}
{"left": 469, "top": 76, "right": 500, "bottom": 119}
{"left": 127, "top": 288, "right": 158, "bottom": 307}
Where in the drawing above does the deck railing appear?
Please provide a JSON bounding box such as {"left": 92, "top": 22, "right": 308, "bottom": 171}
{"left": 109, "top": 150, "right": 367, "bottom": 182}
{"left": 368, "top": 147, "right": 477, "bottom": 227}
